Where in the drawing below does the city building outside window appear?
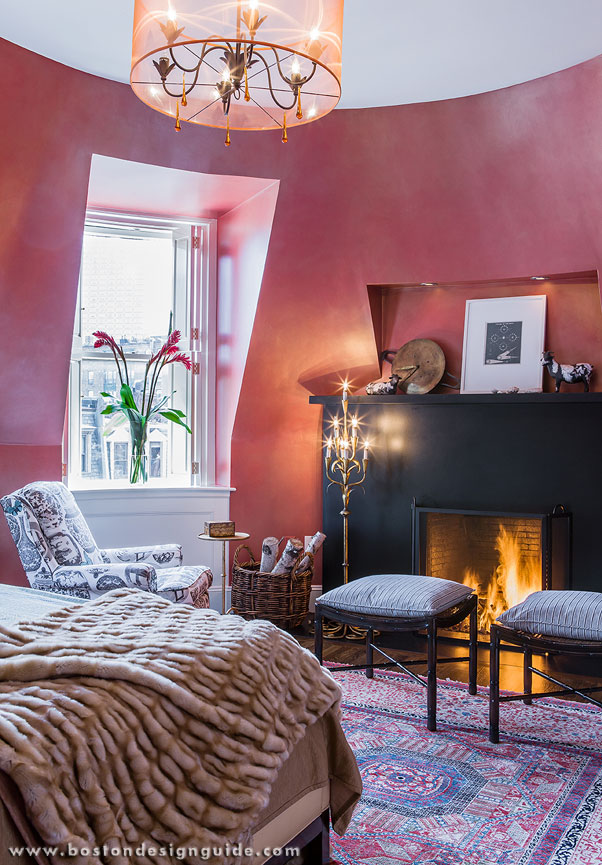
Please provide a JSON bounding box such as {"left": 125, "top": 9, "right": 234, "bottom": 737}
{"left": 67, "top": 212, "right": 216, "bottom": 487}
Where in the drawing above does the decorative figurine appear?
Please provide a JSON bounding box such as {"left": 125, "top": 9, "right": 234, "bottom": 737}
{"left": 541, "top": 350, "right": 594, "bottom": 392}
{"left": 365, "top": 373, "right": 400, "bottom": 395}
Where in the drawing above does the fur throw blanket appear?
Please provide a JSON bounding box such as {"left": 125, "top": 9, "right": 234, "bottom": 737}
{"left": 0, "top": 589, "right": 341, "bottom": 864}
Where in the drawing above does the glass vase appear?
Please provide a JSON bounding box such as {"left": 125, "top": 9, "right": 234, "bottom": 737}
{"left": 129, "top": 440, "right": 148, "bottom": 484}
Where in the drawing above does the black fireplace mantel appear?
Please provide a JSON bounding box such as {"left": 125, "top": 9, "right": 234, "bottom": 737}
{"left": 310, "top": 392, "right": 602, "bottom": 594}
{"left": 310, "top": 393, "right": 602, "bottom": 406}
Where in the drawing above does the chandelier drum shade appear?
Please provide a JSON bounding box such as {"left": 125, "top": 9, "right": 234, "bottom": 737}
{"left": 131, "top": 0, "right": 344, "bottom": 139}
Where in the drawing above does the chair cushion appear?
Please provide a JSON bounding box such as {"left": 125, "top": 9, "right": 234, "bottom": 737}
{"left": 497, "top": 590, "right": 602, "bottom": 641}
{"left": 155, "top": 565, "right": 213, "bottom": 608}
{"left": 17, "top": 482, "right": 104, "bottom": 568}
{"left": 316, "top": 573, "right": 474, "bottom": 618}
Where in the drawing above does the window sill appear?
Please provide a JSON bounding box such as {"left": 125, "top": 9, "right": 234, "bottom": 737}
{"left": 70, "top": 484, "right": 234, "bottom": 495}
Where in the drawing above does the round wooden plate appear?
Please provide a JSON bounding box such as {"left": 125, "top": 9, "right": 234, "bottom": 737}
{"left": 391, "top": 339, "right": 446, "bottom": 394}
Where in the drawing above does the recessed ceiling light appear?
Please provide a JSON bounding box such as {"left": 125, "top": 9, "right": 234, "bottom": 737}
{"left": 420, "top": 282, "right": 438, "bottom": 286}
{"left": 530, "top": 276, "right": 548, "bottom": 281}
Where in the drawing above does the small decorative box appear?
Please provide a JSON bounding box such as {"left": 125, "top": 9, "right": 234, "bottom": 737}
{"left": 204, "top": 520, "right": 236, "bottom": 538}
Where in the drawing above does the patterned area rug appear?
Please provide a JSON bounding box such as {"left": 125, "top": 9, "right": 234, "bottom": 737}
{"left": 330, "top": 667, "right": 602, "bottom": 865}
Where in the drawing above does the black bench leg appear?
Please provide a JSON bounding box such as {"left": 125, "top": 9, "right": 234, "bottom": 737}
{"left": 366, "top": 627, "right": 374, "bottom": 679}
{"left": 427, "top": 619, "right": 437, "bottom": 732}
{"left": 468, "top": 596, "right": 478, "bottom": 695}
{"left": 314, "top": 609, "right": 323, "bottom": 664}
{"left": 489, "top": 624, "right": 500, "bottom": 743}
{"left": 523, "top": 646, "right": 532, "bottom": 705}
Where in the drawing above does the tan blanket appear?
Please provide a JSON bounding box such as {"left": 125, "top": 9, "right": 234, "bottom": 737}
{"left": 0, "top": 589, "right": 342, "bottom": 864}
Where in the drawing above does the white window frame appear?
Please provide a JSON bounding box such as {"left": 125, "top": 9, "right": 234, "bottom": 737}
{"left": 67, "top": 209, "right": 217, "bottom": 489}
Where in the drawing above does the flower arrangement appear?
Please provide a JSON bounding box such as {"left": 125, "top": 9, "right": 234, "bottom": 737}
{"left": 93, "top": 329, "right": 192, "bottom": 483}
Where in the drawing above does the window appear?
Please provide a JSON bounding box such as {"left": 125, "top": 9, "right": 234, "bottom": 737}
{"left": 67, "top": 212, "right": 216, "bottom": 487}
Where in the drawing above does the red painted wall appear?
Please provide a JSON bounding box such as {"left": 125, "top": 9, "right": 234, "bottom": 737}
{"left": 1, "top": 37, "right": 602, "bottom": 584}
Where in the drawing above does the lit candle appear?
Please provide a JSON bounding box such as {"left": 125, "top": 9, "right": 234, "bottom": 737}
{"left": 167, "top": 3, "right": 177, "bottom": 22}
{"left": 326, "top": 437, "right": 333, "bottom": 458}
{"left": 332, "top": 417, "right": 340, "bottom": 440}
{"left": 342, "top": 380, "right": 349, "bottom": 402}
{"left": 351, "top": 417, "right": 358, "bottom": 438}
{"left": 363, "top": 441, "right": 370, "bottom": 460}
{"left": 341, "top": 439, "right": 349, "bottom": 459}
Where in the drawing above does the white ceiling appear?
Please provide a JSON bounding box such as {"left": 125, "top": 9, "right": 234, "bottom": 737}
{"left": 1, "top": 0, "right": 602, "bottom": 109}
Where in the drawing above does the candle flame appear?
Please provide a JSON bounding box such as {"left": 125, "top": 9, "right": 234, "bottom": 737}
{"left": 167, "top": 4, "right": 177, "bottom": 21}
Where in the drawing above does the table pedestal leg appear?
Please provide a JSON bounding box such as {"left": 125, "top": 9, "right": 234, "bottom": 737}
{"left": 221, "top": 540, "right": 227, "bottom": 615}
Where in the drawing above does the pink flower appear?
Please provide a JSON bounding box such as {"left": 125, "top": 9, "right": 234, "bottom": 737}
{"left": 150, "top": 330, "right": 183, "bottom": 365}
{"left": 93, "top": 330, "right": 118, "bottom": 350}
{"left": 164, "top": 352, "right": 192, "bottom": 370}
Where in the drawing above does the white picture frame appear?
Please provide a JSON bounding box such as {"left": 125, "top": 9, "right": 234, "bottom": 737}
{"left": 460, "top": 295, "right": 547, "bottom": 394}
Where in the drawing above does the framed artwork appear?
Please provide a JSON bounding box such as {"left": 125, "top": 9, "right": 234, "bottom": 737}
{"left": 460, "top": 295, "right": 547, "bottom": 393}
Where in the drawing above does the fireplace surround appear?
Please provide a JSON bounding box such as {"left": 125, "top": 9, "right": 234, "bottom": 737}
{"left": 310, "top": 392, "right": 602, "bottom": 596}
{"left": 411, "top": 503, "right": 571, "bottom": 635}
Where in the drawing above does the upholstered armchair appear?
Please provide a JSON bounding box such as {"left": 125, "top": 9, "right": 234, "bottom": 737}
{"left": 1, "top": 481, "right": 213, "bottom": 607}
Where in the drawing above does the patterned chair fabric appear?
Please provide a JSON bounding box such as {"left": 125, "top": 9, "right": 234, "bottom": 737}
{"left": 1, "top": 482, "right": 213, "bottom": 608}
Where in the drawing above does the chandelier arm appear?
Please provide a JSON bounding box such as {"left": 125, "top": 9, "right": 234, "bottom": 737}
{"left": 167, "top": 48, "right": 203, "bottom": 94}
{"left": 246, "top": 49, "right": 294, "bottom": 84}
{"left": 181, "top": 42, "right": 228, "bottom": 77}
{"left": 302, "top": 62, "right": 318, "bottom": 86}
{"left": 169, "top": 42, "right": 209, "bottom": 74}
{"left": 271, "top": 51, "right": 318, "bottom": 89}
{"left": 252, "top": 50, "right": 297, "bottom": 112}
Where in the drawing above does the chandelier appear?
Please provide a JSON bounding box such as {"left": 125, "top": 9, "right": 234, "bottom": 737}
{"left": 131, "top": 1, "right": 344, "bottom": 145}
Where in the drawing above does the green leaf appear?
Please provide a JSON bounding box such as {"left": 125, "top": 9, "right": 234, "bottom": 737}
{"left": 100, "top": 391, "right": 113, "bottom": 398}
{"left": 100, "top": 405, "right": 117, "bottom": 415}
{"left": 120, "top": 384, "right": 137, "bottom": 410}
{"left": 159, "top": 411, "right": 192, "bottom": 434}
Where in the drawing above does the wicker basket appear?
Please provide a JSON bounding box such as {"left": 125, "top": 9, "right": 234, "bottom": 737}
{"left": 231, "top": 544, "right": 314, "bottom": 630}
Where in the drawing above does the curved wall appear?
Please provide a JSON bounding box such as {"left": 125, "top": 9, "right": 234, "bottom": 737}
{"left": 1, "top": 36, "right": 602, "bottom": 582}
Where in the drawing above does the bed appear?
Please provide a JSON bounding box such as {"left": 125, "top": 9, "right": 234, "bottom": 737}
{"left": 0, "top": 585, "right": 362, "bottom": 865}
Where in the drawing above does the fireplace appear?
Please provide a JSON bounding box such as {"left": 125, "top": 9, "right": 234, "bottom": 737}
{"left": 412, "top": 503, "right": 572, "bottom": 635}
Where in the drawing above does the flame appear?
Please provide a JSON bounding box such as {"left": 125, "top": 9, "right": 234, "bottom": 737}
{"left": 462, "top": 524, "right": 541, "bottom": 633}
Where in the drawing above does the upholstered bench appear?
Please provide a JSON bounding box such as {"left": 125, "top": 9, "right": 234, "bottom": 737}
{"left": 489, "top": 590, "right": 602, "bottom": 743}
{"left": 315, "top": 574, "right": 478, "bottom": 731}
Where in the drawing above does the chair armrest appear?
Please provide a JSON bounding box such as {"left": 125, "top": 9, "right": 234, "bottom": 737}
{"left": 100, "top": 544, "right": 183, "bottom": 569}
{"left": 53, "top": 562, "right": 157, "bottom": 598}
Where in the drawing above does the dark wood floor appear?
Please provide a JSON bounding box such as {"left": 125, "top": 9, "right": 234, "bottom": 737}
{"left": 297, "top": 632, "right": 602, "bottom": 703}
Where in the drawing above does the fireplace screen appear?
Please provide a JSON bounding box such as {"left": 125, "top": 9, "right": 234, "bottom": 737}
{"left": 412, "top": 505, "right": 571, "bottom": 634}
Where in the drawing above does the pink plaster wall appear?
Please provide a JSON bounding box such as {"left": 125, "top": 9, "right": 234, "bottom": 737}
{"left": 1, "top": 36, "right": 602, "bottom": 584}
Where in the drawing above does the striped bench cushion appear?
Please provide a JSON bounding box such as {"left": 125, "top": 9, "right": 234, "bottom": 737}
{"left": 497, "top": 590, "right": 602, "bottom": 641}
{"left": 316, "top": 573, "right": 474, "bottom": 618}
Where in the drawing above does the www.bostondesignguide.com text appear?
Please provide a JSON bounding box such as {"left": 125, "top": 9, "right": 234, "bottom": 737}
{"left": 8, "top": 842, "right": 301, "bottom": 860}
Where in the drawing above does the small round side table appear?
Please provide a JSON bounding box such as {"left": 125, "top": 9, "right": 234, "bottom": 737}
{"left": 197, "top": 532, "right": 250, "bottom": 614}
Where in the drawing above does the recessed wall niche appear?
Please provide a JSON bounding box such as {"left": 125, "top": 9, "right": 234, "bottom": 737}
{"left": 367, "top": 271, "right": 601, "bottom": 393}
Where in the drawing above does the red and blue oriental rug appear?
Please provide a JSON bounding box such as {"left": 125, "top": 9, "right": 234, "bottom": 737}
{"left": 331, "top": 668, "right": 602, "bottom": 865}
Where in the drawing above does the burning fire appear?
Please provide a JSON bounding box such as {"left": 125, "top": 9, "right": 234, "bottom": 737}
{"left": 462, "top": 524, "right": 541, "bottom": 632}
